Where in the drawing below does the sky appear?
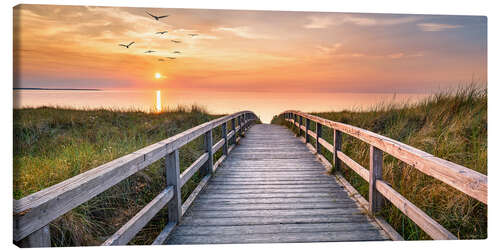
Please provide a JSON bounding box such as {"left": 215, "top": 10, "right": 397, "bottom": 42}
{"left": 13, "top": 4, "right": 487, "bottom": 93}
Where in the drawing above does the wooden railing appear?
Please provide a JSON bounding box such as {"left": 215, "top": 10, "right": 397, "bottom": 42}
{"left": 279, "top": 110, "right": 487, "bottom": 240}
{"left": 13, "top": 111, "right": 258, "bottom": 247}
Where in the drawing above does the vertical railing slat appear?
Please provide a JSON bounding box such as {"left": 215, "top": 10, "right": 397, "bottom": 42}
{"left": 305, "top": 118, "right": 310, "bottom": 143}
{"left": 316, "top": 123, "right": 322, "bottom": 154}
{"left": 203, "top": 129, "right": 214, "bottom": 175}
{"left": 370, "top": 145, "right": 384, "bottom": 213}
{"left": 333, "top": 129, "right": 342, "bottom": 172}
{"left": 222, "top": 122, "right": 228, "bottom": 156}
{"left": 166, "top": 149, "right": 182, "bottom": 224}
{"left": 17, "top": 225, "right": 51, "bottom": 247}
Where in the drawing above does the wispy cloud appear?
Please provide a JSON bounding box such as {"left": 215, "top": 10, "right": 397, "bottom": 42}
{"left": 214, "top": 26, "right": 271, "bottom": 39}
{"left": 316, "top": 43, "right": 342, "bottom": 54}
{"left": 417, "top": 23, "right": 463, "bottom": 32}
{"left": 387, "top": 52, "right": 424, "bottom": 59}
{"left": 304, "top": 14, "right": 420, "bottom": 29}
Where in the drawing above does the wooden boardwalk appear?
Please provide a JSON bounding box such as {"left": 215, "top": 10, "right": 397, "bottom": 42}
{"left": 166, "top": 124, "right": 389, "bottom": 244}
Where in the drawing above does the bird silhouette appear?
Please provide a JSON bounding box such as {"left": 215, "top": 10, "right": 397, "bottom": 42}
{"left": 166, "top": 57, "right": 176, "bottom": 59}
{"left": 188, "top": 34, "right": 198, "bottom": 37}
{"left": 144, "top": 50, "right": 156, "bottom": 53}
{"left": 156, "top": 31, "right": 168, "bottom": 35}
{"left": 173, "top": 51, "right": 181, "bottom": 54}
{"left": 119, "top": 41, "right": 135, "bottom": 48}
{"left": 146, "top": 11, "right": 169, "bottom": 21}
{"left": 171, "top": 40, "right": 181, "bottom": 43}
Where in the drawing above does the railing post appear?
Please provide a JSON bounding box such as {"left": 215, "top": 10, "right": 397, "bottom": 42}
{"left": 299, "top": 116, "right": 303, "bottom": 137}
{"left": 316, "top": 123, "right": 322, "bottom": 154}
{"left": 17, "top": 225, "right": 51, "bottom": 247}
{"left": 231, "top": 117, "right": 236, "bottom": 145}
{"left": 203, "top": 129, "right": 214, "bottom": 175}
{"left": 333, "top": 129, "right": 342, "bottom": 172}
{"left": 222, "top": 122, "right": 228, "bottom": 156}
{"left": 166, "top": 149, "right": 181, "bottom": 224}
{"left": 305, "top": 118, "right": 310, "bottom": 144}
{"left": 238, "top": 115, "right": 242, "bottom": 138}
{"left": 369, "top": 146, "right": 384, "bottom": 214}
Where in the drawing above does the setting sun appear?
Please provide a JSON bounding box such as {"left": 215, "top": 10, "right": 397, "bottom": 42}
{"left": 155, "top": 72, "right": 161, "bottom": 79}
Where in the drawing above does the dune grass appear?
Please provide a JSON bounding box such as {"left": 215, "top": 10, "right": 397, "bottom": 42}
{"left": 271, "top": 85, "right": 487, "bottom": 240}
{"left": 13, "top": 105, "right": 242, "bottom": 246}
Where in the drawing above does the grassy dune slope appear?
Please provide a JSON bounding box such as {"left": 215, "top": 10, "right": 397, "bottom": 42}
{"left": 14, "top": 106, "right": 227, "bottom": 246}
{"left": 271, "top": 86, "right": 487, "bottom": 240}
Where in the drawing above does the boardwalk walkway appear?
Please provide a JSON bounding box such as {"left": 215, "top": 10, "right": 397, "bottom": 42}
{"left": 166, "top": 124, "right": 389, "bottom": 244}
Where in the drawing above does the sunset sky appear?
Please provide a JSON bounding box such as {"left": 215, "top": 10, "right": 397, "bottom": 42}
{"left": 14, "top": 4, "right": 486, "bottom": 93}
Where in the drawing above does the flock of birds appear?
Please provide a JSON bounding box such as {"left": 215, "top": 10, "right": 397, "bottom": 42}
{"left": 118, "top": 11, "right": 198, "bottom": 61}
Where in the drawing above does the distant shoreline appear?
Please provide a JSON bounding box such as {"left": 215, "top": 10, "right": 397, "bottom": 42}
{"left": 14, "top": 87, "right": 102, "bottom": 91}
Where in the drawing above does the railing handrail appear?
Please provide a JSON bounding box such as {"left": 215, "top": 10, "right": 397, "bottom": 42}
{"left": 279, "top": 110, "right": 487, "bottom": 240}
{"left": 281, "top": 110, "right": 487, "bottom": 204}
{"left": 14, "top": 110, "right": 258, "bottom": 246}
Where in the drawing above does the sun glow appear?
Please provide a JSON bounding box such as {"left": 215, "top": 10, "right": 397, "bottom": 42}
{"left": 156, "top": 90, "right": 161, "bottom": 112}
{"left": 155, "top": 72, "right": 161, "bottom": 79}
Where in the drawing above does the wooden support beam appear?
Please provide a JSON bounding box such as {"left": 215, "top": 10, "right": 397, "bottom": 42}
{"left": 315, "top": 123, "right": 322, "bottom": 155}
{"left": 231, "top": 118, "right": 236, "bottom": 145}
{"left": 305, "top": 119, "right": 310, "bottom": 143}
{"left": 222, "top": 122, "right": 228, "bottom": 156}
{"left": 202, "top": 129, "right": 214, "bottom": 176}
{"left": 16, "top": 225, "right": 50, "bottom": 248}
{"left": 333, "top": 129, "right": 342, "bottom": 172}
{"left": 369, "top": 146, "right": 384, "bottom": 214}
{"left": 166, "top": 150, "right": 182, "bottom": 224}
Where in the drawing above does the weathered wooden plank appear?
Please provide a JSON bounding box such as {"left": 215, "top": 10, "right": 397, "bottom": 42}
{"left": 166, "top": 150, "right": 182, "bottom": 224}
{"left": 201, "top": 188, "right": 343, "bottom": 194}
{"left": 375, "top": 179, "right": 457, "bottom": 240}
{"left": 179, "top": 153, "right": 208, "bottom": 187}
{"left": 186, "top": 208, "right": 364, "bottom": 218}
{"left": 181, "top": 175, "right": 211, "bottom": 216}
{"left": 180, "top": 213, "right": 372, "bottom": 226}
{"left": 337, "top": 151, "right": 369, "bottom": 181}
{"left": 284, "top": 111, "right": 487, "bottom": 204}
{"left": 205, "top": 184, "right": 340, "bottom": 190}
{"left": 167, "top": 230, "right": 387, "bottom": 244}
{"left": 211, "top": 138, "right": 224, "bottom": 153}
{"left": 369, "top": 146, "right": 384, "bottom": 214}
{"left": 172, "top": 223, "right": 380, "bottom": 236}
{"left": 190, "top": 202, "right": 357, "bottom": 211}
{"left": 152, "top": 222, "right": 176, "bottom": 245}
{"left": 212, "top": 155, "right": 226, "bottom": 172}
{"left": 197, "top": 192, "right": 342, "bottom": 199}
{"left": 222, "top": 122, "right": 228, "bottom": 156}
{"left": 202, "top": 130, "right": 213, "bottom": 176}
{"left": 193, "top": 197, "right": 352, "bottom": 205}
{"left": 16, "top": 224, "right": 51, "bottom": 248}
{"left": 102, "top": 187, "right": 174, "bottom": 246}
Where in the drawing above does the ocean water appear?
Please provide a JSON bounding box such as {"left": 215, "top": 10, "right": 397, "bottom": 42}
{"left": 14, "top": 89, "right": 431, "bottom": 123}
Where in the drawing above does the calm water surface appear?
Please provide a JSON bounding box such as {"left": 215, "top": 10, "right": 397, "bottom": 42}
{"left": 14, "top": 89, "right": 431, "bottom": 123}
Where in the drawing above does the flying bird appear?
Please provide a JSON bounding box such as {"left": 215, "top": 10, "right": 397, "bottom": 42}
{"left": 146, "top": 11, "right": 169, "bottom": 21}
{"left": 156, "top": 31, "right": 168, "bottom": 34}
{"left": 166, "top": 57, "right": 176, "bottom": 59}
{"left": 188, "top": 34, "right": 198, "bottom": 37}
{"left": 144, "top": 50, "right": 156, "bottom": 53}
{"left": 171, "top": 40, "right": 181, "bottom": 43}
{"left": 119, "top": 41, "right": 135, "bottom": 48}
{"left": 172, "top": 51, "right": 181, "bottom": 54}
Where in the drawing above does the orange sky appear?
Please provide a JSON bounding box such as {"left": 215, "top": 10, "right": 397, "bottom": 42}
{"left": 13, "top": 4, "right": 486, "bottom": 93}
